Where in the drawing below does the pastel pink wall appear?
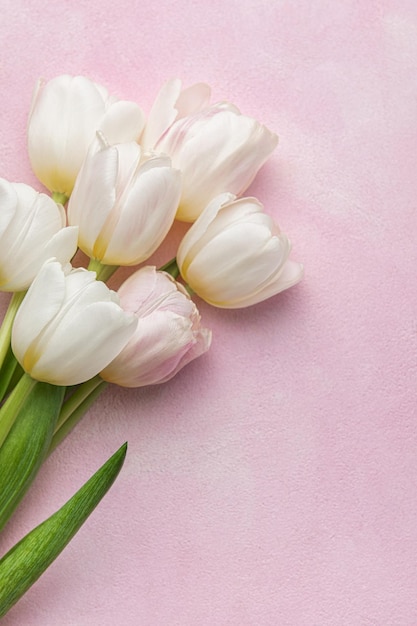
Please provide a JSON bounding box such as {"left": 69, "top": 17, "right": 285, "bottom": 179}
{"left": 0, "top": 0, "right": 416, "bottom": 624}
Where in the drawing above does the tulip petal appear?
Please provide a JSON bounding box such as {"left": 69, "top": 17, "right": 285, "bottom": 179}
{"left": 68, "top": 145, "right": 119, "bottom": 257}
{"left": 3, "top": 188, "right": 60, "bottom": 258}
{"left": 177, "top": 193, "right": 236, "bottom": 269}
{"left": 31, "top": 301, "right": 136, "bottom": 386}
{"left": 102, "top": 162, "right": 181, "bottom": 265}
{"left": 28, "top": 76, "right": 110, "bottom": 194}
{"left": 1, "top": 227, "right": 78, "bottom": 293}
{"left": 180, "top": 196, "right": 270, "bottom": 271}
{"left": 101, "top": 311, "right": 196, "bottom": 387}
{"left": 222, "top": 260, "right": 304, "bottom": 308}
{"left": 140, "top": 79, "right": 182, "bottom": 150}
{"left": 43, "top": 226, "right": 79, "bottom": 268}
{"left": 0, "top": 181, "right": 78, "bottom": 291}
{"left": 117, "top": 265, "right": 159, "bottom": 312}
{"left": 175, "top": 83, "right": 211, "bottom": 119}
{"left": 0, "top": 180, "right": 18, "bottom": 238}
{"left": 100, "top": 100, "right": 145, "bottom": 144}
{"left": 141, "top": 79, "right": 211, "bottom": 150}
{"left": 12, "top": 261, "right": 66, "bottom": 366}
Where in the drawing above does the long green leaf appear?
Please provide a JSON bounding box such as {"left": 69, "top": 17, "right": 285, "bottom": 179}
{"left": 0, "top": 442, "right": 127, "bottom": 618}
{"left": 0, "top": 383, "right": 65, "bottom": 532}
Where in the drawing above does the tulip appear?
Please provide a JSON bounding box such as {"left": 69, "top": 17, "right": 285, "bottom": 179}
{"left": 100, "top": 266, "right": 211, "bottom": 387}
{"left": 140, "top": 78, "right": 211, "bottom": 150}
{"left": 176, "top": 193, "right": 304, "bottom": 308}
{"left": 67, "top": 137, "right": 182, "bottom": 267}
{"left": 11, "top": 260, "right": 137, "bottom": 386}
{"left": 28, "top": 75, "right": 145, "bottom": 198}
{"left": 0, "top": 179, "right": 78, "bottom": 292}
{"left": 154, "top": 102, "right": 278, "bottom": 222}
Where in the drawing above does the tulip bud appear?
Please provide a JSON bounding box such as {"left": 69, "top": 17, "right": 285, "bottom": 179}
{"left": 0, "top": 179, "right": 78, "bottom": 292}
{"left": 155, "top": 102, "right": 278, "bottom": 222}
{"left": 67, "top": 137, "right": 182, "bottom": 266}
{"left": 176, "top": 193, "right": 303, "bottom": 308}
{"left": 100, "top": 266, "right": 211, "bottom": 387}
{"left": 28, "top": 75, "right": 145, "bottom": 197}
{"left": 140, "top": 78, "right": 211, "bottom": 150}
{"left": 11, "top": 260, "right": 137, "bottom": 386}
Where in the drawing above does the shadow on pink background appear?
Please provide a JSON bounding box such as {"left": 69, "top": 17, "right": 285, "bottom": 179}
{"left": 0, "top": 0, "right": 416, "bottom": 624}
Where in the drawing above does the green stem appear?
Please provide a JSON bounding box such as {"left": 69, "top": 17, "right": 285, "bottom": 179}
{"left": 0, "top": 291, "right": 25, "bottom": 372}
{"left": 0, "top": 373, "right": 36, "bottom": 448}
{"left": 0, "top": 346, "right": 19, "bottom": 403}
{"left": 159, "top": 257, "right": 180, "bottom": 279}
{"left": 49, "top": 377, "right": 107, "bottom": 453}
{"left": 51, "top": 191, "right": 69, "bottom": 205}
{"left": 87, "top": 258, "right": 118, "bottom": 282}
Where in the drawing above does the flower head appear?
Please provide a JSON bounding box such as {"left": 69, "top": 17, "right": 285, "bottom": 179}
{"left": 28, "top": 75, "right": 145, "bottom": 196}
{"left": 0, "top": 179, "right": 78, "bottom": 292}
{"left": 67, "top": 136, "right": 181, "bottom": 266}
{"left": 100, "top": 266, "right": 211, "bottom": 387}
{"left": 177, "top": 193, "right": 303, "bottom": 308}
{"left": 155, "top": 102, "right": 278, "bottom": 221}
{"left": 11, "top": 260, "right": 137, "bottom": 385}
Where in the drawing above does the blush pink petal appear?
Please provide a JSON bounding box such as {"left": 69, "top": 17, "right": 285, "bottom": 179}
{"left": 100, "top": 266, "right": 211, "bottom": 387}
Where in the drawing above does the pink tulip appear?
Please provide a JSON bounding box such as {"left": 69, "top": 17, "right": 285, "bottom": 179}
{"left": 100, "top": 267, "right": 211, "bottom": 387}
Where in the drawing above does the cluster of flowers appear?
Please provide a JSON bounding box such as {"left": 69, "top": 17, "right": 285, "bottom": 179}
{"left": 0, "top": 74, "right": 303, "bottom": 616}
{"left": 2, "top": 75, "right": 303, "bottom": 390}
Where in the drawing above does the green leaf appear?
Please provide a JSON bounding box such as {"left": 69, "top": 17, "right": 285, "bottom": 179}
{"left": 0, "top": 383, "right": 65, "bottom": 532}
{"left": 0, "top": 442, "right": 127, "bottom": 618}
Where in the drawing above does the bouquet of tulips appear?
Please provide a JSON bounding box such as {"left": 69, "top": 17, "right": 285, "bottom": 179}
{"left": 0, "top": 75, "right": 303, "bottom": 616}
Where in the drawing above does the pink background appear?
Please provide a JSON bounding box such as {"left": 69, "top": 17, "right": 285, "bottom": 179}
{"left": 1, "top": 0, "right": 417, "bottom": 624}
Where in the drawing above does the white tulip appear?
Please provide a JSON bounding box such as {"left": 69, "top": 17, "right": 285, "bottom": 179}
{"left": 101, "top": 266, "right": 211, "bottom": 387}
{"left": 155, "top": 102, "right": 278, "bottom": 222}
{"left": 11, "top": 260, "right": 137, "bottom": 385}
{"left": 28, "top": 75, "right": 145, "bottom": 197}
{"left": 67, "top": 137, "right": 181, "bottom": 266}
{"left": 0, "top": 179, "right": 78, "bottom": 292}
{"left": 177, "top": 193, "right": 304, "bottom": 308}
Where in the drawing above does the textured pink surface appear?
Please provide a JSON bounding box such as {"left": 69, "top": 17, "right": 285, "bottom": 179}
{"left": 1, "top": 0, "right": 417, "bottom": 624}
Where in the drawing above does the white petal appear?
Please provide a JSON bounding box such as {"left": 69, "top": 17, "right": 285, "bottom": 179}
{"left": 102, "top": 164, "right": 181, "bottom": 265}
{"left": 220, "top": 260, "right": 304, "bottom": 308}
{"left": 100, "top": 100, "right": 145, "bottom": 143}
{"left": 68, "top": 144, "right": 119, "bottom": 257}
{"left": 177, "top": 193, "right": 235, "bottom": 269}
{"left": 0, "top": 226, "right": 78, "bottom": 292}
{"left": 11, "top": 260, "right": 66, "bottom": 366}
{"left": 0, "top": 179, "right": 17, "bottom": 239}
{"left": 28, "top": 75, "right": 108, "bottom": 193}
{"left": 141, "top": 79, "right": 211, "bottom": 150}
{"left": 31, "top": 301, "right": 137, "bottom": 385}
{"left": 43, "top": 226, "right": 79, "bottom": 267}
{"left": 140, "top": 79, "right": 182, "bottom": 150}
{"left": 175, "top": 82, "right": 211, "bottom": 118}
